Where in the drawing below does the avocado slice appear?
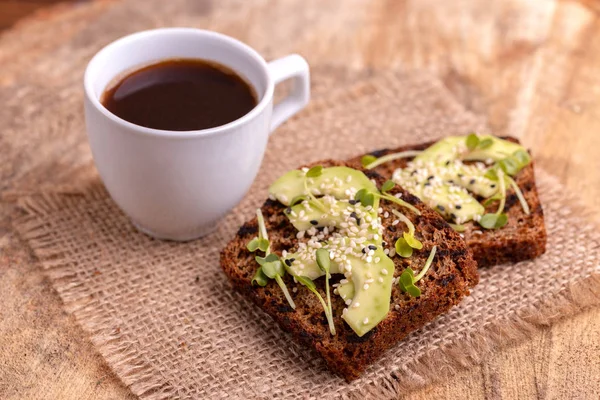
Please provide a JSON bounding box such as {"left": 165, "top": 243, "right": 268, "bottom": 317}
{"left": 269, "top": 166, "right": 378, "bottom": 206}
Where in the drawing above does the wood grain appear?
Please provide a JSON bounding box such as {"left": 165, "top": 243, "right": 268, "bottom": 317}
{"left": 0, "top": 0, "right": 599, "bottom": 399}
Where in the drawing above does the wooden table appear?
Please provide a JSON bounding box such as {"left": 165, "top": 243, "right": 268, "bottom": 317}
{"left": 1, "top": 0, "right": 599, "bottom": 398}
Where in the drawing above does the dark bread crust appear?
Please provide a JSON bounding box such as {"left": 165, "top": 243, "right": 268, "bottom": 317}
{"left": 220, "top": 160, "right": 478, "bottom": 381}
{"left": 346, "top": 136, "right": 547, "bottom": 268}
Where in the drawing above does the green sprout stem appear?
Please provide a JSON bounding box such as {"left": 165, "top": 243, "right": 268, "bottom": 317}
{"left": 303, "top": 177, "right": 327, "bottom": 212}
{"left": 495, "top": 169, "right": 506, "bottom": 215}
{"left": 414, "top": 246, "right": 437, "bottom": 282}
{"left": 365, "top": 150, "right": 423, "bottom": 169}
{"left": 256, "top": 209, "right": 270, "bottom": 252}
{"left": 274, "top": 275, "right": 296, "bottom": 310}
{"left": 376, "top": 192, "right": 421, "bottom": 215}
{"left": 391, "top": 209, "right": 415, "bottom": 235}
{"left": 324, "top": 281, "right": 336, "bottom": 335}
{"left": 507, "top": 176, "right": 530, "bottom": 215}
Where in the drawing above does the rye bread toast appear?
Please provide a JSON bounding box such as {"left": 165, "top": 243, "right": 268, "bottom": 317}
{"left": 220, "top": 160, "right": 478, "bottom": 381}
{"left": 346, "top": 137, "right": 546, "bottom": 267}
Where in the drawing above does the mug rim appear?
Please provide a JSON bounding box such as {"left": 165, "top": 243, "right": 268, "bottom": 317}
{"left": 83, "top": 27, "right": 274, "bottom": 139}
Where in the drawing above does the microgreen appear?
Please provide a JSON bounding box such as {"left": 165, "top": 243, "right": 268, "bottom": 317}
{"left": 507, "top": 176, "right": 530, "bottom": 215}
{"left": 403, "top": 232, "right": 423, "bottom": 249}
{"left": 512, "top": 149, "right": 531, "bottom": 167}
{"left": 498, "top": 157, "right": 519, "bottom": 176}
{"left": 398, "top": 246, "right": 437, "bottom": 297}
{"left": 479, "top": 169, "right": 509, "bottom": 230}
{"left": 302, "top": 166, "right": 327, "bottom": 212}
{"left": 449, "top": 223, "right": 466, "bottom": 232}
{"left": 361, "top": 155, "right": 377, "bottom": 168}
{"left": 381, "top": 180, "right": 395, "bottom": 193}
{"left": 247, "top": 208, "right": 295, "bottom": 309}
{"left": 251, "top": 267, "right": 268, "bottom": 287}
{"left": 479, "top": 213, "right": 508, "bottom": 229}
{"left": 354, "top": 188, "right": 375, "bottom": 208}
{"left": 466, "top": 133, "right": 480, "bottom": 150}
{"left": 391, "top": 209, "right": 422, "bottom": 250}
{"left": 315, "top": 248, "right": 336, "bottom": 335}
{"left": 306, "top": 165, "right": 323, "bottom": 178}
{"left": 362, "top": 150, "right": 423, "bottom": 169}
{"left": 479, "top": 138, "right": 494, "bottom": 149}
{"left": 377, "top": 192, "right": 421, "bottom": 215}
{"left": 295, "top": 275, "right": 336, "bottom": 335}
{"left": 395, "top": 237, "right": 413, "bottom": 258}
{"left": 398, "top": 268, "right": 421, "bottom": 297}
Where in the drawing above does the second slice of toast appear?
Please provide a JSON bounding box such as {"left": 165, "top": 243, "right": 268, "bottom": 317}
{"left": 347, "top": 136, "right": 546, "bottom": 268}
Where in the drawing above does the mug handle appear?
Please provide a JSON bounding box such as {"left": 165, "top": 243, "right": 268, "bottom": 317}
{"left": 267, "top": 54, "right": 310, "bottom": 133}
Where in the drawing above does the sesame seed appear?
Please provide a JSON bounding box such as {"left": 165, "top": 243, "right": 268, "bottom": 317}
{"left": 374, "top": 257, "right": 381, "bottom": 263}
{"left": 366, "top": 278, "right": 374, "bottom": 284}
{"left": 363, "top": 318, "right": 369, "bottom": 325}
{"left": 384, "top": 248, "right": 390, "bottom": 255}
{"left": 394, "top": 304, "right": 400, "bottom": 311}
{"left": 310, "top": 219, "right": 318, "bottom": 225}
{"left": 381, "top": 268, "right": 388, "bottom": 275}
{"left": 383, "top": 211, "right": 389, "bottom": 218}
{"left": 392, "top": 220, "right": 399, "bottom": 226}
{"left": 389, "top": 248, "right": 396, "bottom": 257}
{"left": 279, "top": 194, "right": 288, "bottom": 203}
{"left": 345, "top": 299, "right": 352, "bottom": 306}
{"left": 363, "top": 284, "right": 370, "bottom": 290}
{"left": 378, "top": 277, "right": 384, "bottom": 283}
{"left": 346, "top": 175, "right": 352, "bottom": 183}
{"left": 292, "top": 287, "right": 298, "bottom": 293}
{"left": 352, "top": 302, "right": 360, "bottom": 308}
{"left": 367, "top": 250, "right": 375, "bottom": 256}
{"left": 366, "top": 256, "right": 373, "bottom": 263}
{"left": 296, "top": 231, "right": 305, "bottom": 239}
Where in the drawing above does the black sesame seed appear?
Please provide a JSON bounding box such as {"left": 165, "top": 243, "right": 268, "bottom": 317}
{"left": 368, "top": 245, "right": 377, "bottom": 250}
{"left": 350, "top": 212, "right": 358, "bottom": 220}
{"left": 490, "top": 184, "right": 496, "bottom": 188}
{"left": 349, "top": 199, "right": 358, "bottom": 205}
{"left": 427, "top": 175, "right": 434, "bottom": 181}
{"left": 362, "top": 247, "right": 367, "bottom": 254}
{"left": 285, "top": 207, "right": 292, "bottom": 214}
{"left": 450, "top": 213, "right": 457, "bottom": 219}
{"left": 410, "top": 170, "right": 417, "bottom": 176}
{"left": 388, "top": 226, "right": 397, "bottom": 232}
{"left": 316, "top": 226, "right": 325, "bottom": 232}
{"left": 445, "top": 160, "right": 451, "bottom": 166}
{"left": 437, "top": 205, "right": 445, "bottom": 211}
{"left": 284, "top": 259, "right": 292, "bottom": 266}
{"left": 469, "top": 179, "right": 476, "bottom": 185}
{"left": 458, "top": 173, "right": 464, "bottom": 178}
{"left": 447, "top": 180, "right": 454, "bottom": 185}
{"left": 289, "top": 258, "right": 295, "bottom": 263}
{"left": 455, "top": 205, "right": 462, "bottom": 210}
{"left": 310, "top": 220, "right": 318, "bottom": 225}
{"left": 424, "top": 182, "right": 431, "bottom": 187}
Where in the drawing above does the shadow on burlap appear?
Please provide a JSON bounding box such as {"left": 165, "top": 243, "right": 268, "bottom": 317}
{"left": 14, "top": 71, "right": 600, "bottom": 399}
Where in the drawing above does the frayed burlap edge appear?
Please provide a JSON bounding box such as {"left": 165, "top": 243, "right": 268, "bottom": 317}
{"left": 13, "top": 172, "right": 600, "bottom": 400}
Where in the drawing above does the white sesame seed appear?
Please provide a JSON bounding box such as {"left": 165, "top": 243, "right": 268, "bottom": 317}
{"left": 296, "top": 231, "right": 305, "bottom": 239}
{"left": 392, "top": 219, "right": 399, "bottom": 226}
{"left": 373, "top": 234, "right": 379, "bottom": 240}
{"left": 363, "top": 318, "right": 369, "bottom": 325}
{"left": 381, "top": 268, "right": 388, "bottom": 275}
{"left": 395, "top": 193, "right": 403, "bottom": 198}
{"left": 394, "top": 304, "right": 400, "bottom": 311}
{"left": 366, "top": 256, "right": 373, "bottom": 263}
{"left": 352, "top": 302, "right": 360, "bottom": 308}
{"left": 279, "top": 194, "right": 288, "bottom": 203}
{"left": 384, "top": 248, "right": 390, "bottom": 255}
{"left": 383, "top": 211, "right": 389, "bottom": 218}
{"left": 345, "top": 299, "right": 352, "bottom": 306}
{"left": 340, "top": 279, "right": 349, "bottom": 284}
{"left": 378, "top": 277, "right": 384, "bottom": 283}
{"left": 366, "top": 278, "right": 374, "bottom": 284}
{"left": 282, "top": 250, "right": 288, "bottom": 257}
{"left": 389, "top": 248, "right": 396, "bottom": 257}
{"left": 374, "top": 257, "right": 381, "bottom": 263}
{"left": 363, "top": 284, "right": 369, "bottom": 290}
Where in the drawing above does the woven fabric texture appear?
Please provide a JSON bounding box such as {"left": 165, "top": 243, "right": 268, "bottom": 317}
{"left": 15, "top": 71, "right": 600, "bottom": 399}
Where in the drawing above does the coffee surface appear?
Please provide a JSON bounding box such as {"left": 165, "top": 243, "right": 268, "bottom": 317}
{"left": 101, "top": 58, "right": 257, "bottom": 131}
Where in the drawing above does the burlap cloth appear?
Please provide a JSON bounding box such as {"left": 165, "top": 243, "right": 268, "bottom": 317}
{"left": 14, "top": 71, "right": 600, "bottom": 399}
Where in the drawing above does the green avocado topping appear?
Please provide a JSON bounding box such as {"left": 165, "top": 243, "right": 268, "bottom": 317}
{"left": 252, "top": 165, "right": 434, "bottom": 337}
{"left": 365, "top": 134, "right": 532, "bottom": 230}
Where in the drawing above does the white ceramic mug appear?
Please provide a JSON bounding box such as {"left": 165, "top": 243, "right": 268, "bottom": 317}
{"left": 84, "top": 28, "right": 310, "bottom": 241}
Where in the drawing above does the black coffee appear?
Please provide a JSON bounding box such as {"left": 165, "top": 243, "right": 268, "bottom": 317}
{"left": 101, "top": 58, "right": 257, "bottom": 131}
